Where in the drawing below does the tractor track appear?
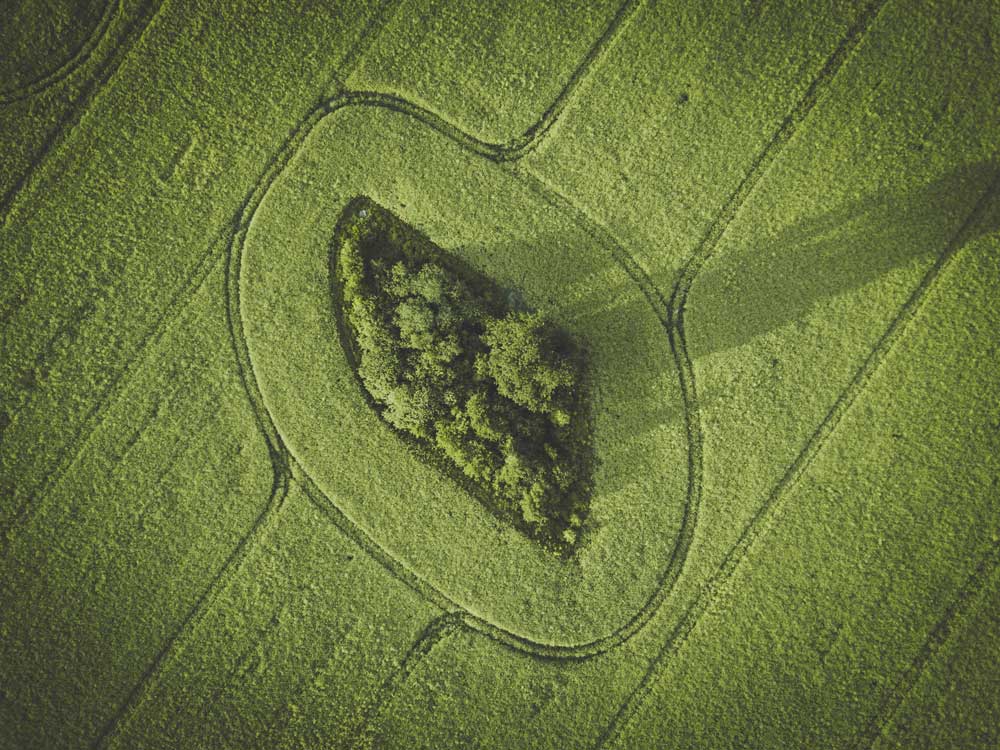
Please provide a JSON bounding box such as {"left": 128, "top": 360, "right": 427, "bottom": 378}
{"left": 595, "top": 167, "right": 1000, "bottom": 749}
{"left": 0, "top": 0, "right": 165, "bottom": 219}
{"left": 849, "top": 534, "right": 1000, "bottom": 750}
{"left": 0, "top": 0, "right": 117, "bottom": 104}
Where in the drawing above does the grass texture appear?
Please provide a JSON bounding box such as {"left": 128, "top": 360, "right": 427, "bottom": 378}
{"left": 1, "top": 0, "right": 998, "bottom": 748}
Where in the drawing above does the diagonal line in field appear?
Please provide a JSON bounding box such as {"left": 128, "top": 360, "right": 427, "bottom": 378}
{"left": 349, "top": 611, "right": 465, "bottom": 749}
{"left": 596, "top": 167, "right": 1000, "bottom": 749}
{"left": 851, "top": 534, "right": 1000, "bottom": 750}
{"left": 0, "top": 0, "right": 166, "bottom": 221}
{"left": 89, "top": 469, "right": 291, "bottom": 750}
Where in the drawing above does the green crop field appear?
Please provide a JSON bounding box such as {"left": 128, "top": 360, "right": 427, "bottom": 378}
{"left": 2, "top": 0, "right": 998, "bottom": 748}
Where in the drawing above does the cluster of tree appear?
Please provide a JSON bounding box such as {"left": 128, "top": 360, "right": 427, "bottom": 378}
{"left": 335, "top": 201, "right": 591, "bottom": 550}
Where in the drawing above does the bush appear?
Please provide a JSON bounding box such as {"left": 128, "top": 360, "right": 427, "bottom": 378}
{"left": 332, "top": 198, "right": 592, "bottom": 552}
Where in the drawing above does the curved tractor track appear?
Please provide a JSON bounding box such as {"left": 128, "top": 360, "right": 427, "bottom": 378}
{"left": 1, "top": 0, "right": 166, "bottom": 218}
{"left": 227, "top": 0, "right": 693, "bottom": 661}
{"left": 225, "top": 0, "right": 906, "bottom": 745}
{"left": 0, "top": 0, "right": 118, "bottom": 104}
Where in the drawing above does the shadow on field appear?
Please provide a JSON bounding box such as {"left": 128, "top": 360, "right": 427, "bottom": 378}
{"left": 688, "top": 159, "right": 1000, "bottom": 358}
{"left": 464, "top": 235, "right": 685, "bottom": 502}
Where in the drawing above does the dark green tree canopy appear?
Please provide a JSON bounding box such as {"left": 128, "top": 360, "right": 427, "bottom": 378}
{"left": 332, "top": 198, "right": 593, "bottom": 551}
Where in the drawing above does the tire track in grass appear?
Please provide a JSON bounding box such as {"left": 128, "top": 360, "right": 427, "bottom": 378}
{"left": 85, "top": 5, "right": 406, "bottom": 747}
{"left": 849, "top": 540, "right": 1000, "bottom": 746}
{"left": 596, "top": 168, "right": 1000, "bottom": 749}
{"left": 0, "top": 231, "right": 225, "bottom": 559}
{"left": 90, "top": 469, "right": 291, "bottom": 750}
{"left": 0, "top": 0, "right": 118, "bottom": 104}
{"left": 0, "top": 0, "right": 164, "bottom": 220}
{"left": 163, "top": 602, "right": 287, "bottom": 744}
{"left": 349, "top": 612, "right": 465, "bottom": 750}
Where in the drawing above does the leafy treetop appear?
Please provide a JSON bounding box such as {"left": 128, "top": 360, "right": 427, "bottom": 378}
{"left": 333, "top": 199, "right": 592, "bottom": 551}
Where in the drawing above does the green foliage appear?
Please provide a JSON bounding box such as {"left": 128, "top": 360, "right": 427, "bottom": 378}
{"left": 334, "top": 199, "right": 591, "bottom": 550}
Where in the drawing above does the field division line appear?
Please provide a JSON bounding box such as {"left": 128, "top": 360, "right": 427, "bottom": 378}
{"left": 851, "top": 534, "right": 1000, "bottom": 750}
{"left": 595, "top": 165, "right": 1000, "bottom": 748}
{"left": 0, "top": 0, "right": 165, "bottom": 222}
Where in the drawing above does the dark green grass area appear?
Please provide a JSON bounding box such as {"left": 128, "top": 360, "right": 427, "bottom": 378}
{"left": 333, "top": 198, "right": 593, "bottom": 551}
{"left": 0, "top": 0, "right": 107, "bottom": 94}
{"left": 1, "top": 0, "right": 999, "bottom": 748}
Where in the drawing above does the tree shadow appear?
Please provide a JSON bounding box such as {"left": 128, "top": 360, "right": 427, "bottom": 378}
{"left": 688, "top": 158, "right": 1000, "bottom": 358}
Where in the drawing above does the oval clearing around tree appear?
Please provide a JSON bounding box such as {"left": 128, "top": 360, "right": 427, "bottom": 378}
{"left": 240, "top": 105, "right": 688, "bottom": 645}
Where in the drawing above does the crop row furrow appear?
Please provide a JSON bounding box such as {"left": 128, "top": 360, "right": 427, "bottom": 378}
{"left": 0, "top": 0, "right": 117, "bottom": 104}
{"left": 167, "top": 602, "right": 287, "bottom": 744}
{"left": 87, "top": 8, "right": 407, "bottom": 747}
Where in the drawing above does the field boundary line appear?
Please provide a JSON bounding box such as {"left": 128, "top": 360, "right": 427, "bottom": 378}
{"left": 595, "top": 167, "right": 1000, "bottom": 748}
{"left": 0, "top": 234, "right": 225, "bottom": 559}
{"left": 82, "top": 7, "right": 409, "bottom": 748}
{"left": 89, "top": 469, "right": 291, "bottom": 750}
{"left": 349, "top": 612, "right": 464, "bottom": 749}
{"left": 0, "top": 0, "right": 165, "bottom": 221}
{"left": 0, "top": 0, "right": 119, "bottom": 104}
{"left": 851, "top": 535, "right": 1000, "bottom": 750}
{"left": 171, "top": 601, "right": 286, "bottom": 743}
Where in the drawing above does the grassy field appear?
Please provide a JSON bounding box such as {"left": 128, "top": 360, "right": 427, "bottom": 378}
{"left": 1, "top": 1, "right": 998, "bottom": 748}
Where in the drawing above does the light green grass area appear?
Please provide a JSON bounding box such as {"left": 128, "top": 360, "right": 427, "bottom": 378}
{"left": 2, "top": 0, "right": 998, "bottom": 748}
